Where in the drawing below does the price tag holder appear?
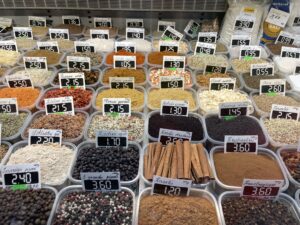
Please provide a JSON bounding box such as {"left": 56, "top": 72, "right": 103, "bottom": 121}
{"left": 275, "top": 31, "right": 295, "bottom": 45}
{"left": 241, "top": 179, "right": 284, "bottom": 200}
{"left": 13, "top": 27, "right": 33, "bottom": 39}
{"left": 0, "top": 98, "right": 18, "bottom": 114}
{"left": 224, "top": 135, "right": 258, "bottom": 153}
{"left": 281, "top": 47, "right": 300, "bottom": 59}
{"left": 29, "top": 16, "right": 46, "bottom": 27}
{"left": 260, "top": 79, "right": 286, "bottom": 96}
{"left": 204, "top": 65, "right": 227, "bottom": 74}
{"left": 44, "top": 96, "right": 75, "bottom": 115}
{"left": 81, "top": 172, "right": 120, "bottom": 192}
{"left": 163, "top": 56, "right": 185, "bottom": 70}
{"left": 109, "top": 77, "right": 134, "bottom": 89}
{"left": 230, "top": 34, "right": 251, "bottom": 47}
{"left": 159, "top": 40, "right": 179, "bottom": 52}
{"left": 184, "top": 20, "right": 200, "bottom": 38}
{"left": 59, "top": 72, "right": 85, "bottom": 89}
{"left": 240, "top": 46, "right": 261, "bottom": 59}
{"left": 29, "top": 129, "right": 62, "bottom": 145}
{"left": 24, "top": 57, "right": 47, "bottom": 70}
{"left": 160, "top": 100, "right": 189, "bottom": 117}
{"left": 293, "top": 17, "right": 300, "bottom": 27}
{"left": 219, "top": 102, "right": 248, "bottom": 118}
{"left": 6, "top": 73, "right": 33, "bottom": 88}
{"left": 209, "top": 78, "right": 236, "bottom": 91}
{"left": 67, "top": 56, "right": 91, "bottom": 71}
{"left": 270, "top": 104, "right": 300, "bottom": 121}
{"left": 295, "top": 65, "right": 300, "bottom": 75}
{"left": 126, "top": 18, "right": 143, "bottom": 28}
{"left": 94, "top": 17, "right": 112, "bottom": 27}
{"left": 115, "top": 41, "right": 136, "bottom": 53}
{"left": 0, "top": 40, "right": 18, "bottom": 51}
{"left": 158, "top": 21, "right": 175, "bottom": 32}
{"left": 90, "top": 29, "right": 109, "bottom": 39}
{"left": 2, "top": 163, "right": 41, "bottom": 190}
{"left": 126, "top": 28, "right": 144, "bottom": 39}
{"left": 194, "top": 42, "right": 216, "bottom": 55}
{"left": 96, "top": 130, "right": 128, "bottom": 148}
{"left": 250, "top": 63, "right": 274, "bottom": 76}
{"left": 151, "top": 176, "right": 192, "bottom": 196}
{"left": 74, "top": 41, "right": 95, "bottom": 53}
{"left": 102, "top": 98, "right": 131, "bottom": 117}
{"left": 49, "top": 28, "right": 69, "bottom": 40}
{"left": 234, "top": 13, "right": 255, "bottom": 32}
{"left": 197, "top": 32, "right": 217, "bottom": 43}
{"left": 161, "top": 26, "right": 183, "bottom": 41}
{"left": 265, "top": 8, "right": 290, "bottom": 28}
{"left": 159, "top": 76, "right": 184, "bottom": 89}
{"left": 37, "top": 41, "right": 59, "bottom": 53}
{"left": 113, "top": 55, "right": 136, "bottom": 69}
{"left": 158, "top": 128, "right": 192, "bottom": 146}
{"left": 62, "top": 15, "right": 80, "bottom": 25}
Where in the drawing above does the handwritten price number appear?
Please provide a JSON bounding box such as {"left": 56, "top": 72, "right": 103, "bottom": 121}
{"left": 107, "top": 137, "right": 122, "bottom": 146}
{"left": 166, "top": 80, "right": 181, "bottom": 88}
{"left": 72, "top": 62, "right": 88, "bottom": 70}
{"left": 29, "top": 62, "right": 43, "bottom": 69}
{"left": 251, "top": 186, "right": 273, "bottom": 196}
{"left": 233, "top": 143, "right": 251, "bottom": 152}
{"left": 275, "top": 112, "right": 294, "bottom": 120}
{"left": 243, "top": 50, "right": 257, "bottom": 57}
{"left": 120, "top": 61, "right": 133, "bottom": 68}
{"left": 164, "top": 186, "right": 181, "bottom": 196}
{"left": 35, "top": 136, "right": 55, "bottom": 144}
{"left": 50, "top": 103, "right": 68, "bottom": 113}
{"left": 165, "top": 137, "right": 185, "bottom": 145}
{"left": 92, "top": 180, "right": 112, "bottom": 190}
{"left": 12, "top": 173, "right": 32, "bottom": 185}
{"left": 11, "top": 80, "right": 30, "bottom": 87}
{"left": 268, "top": 85, "right": 283, "bottom": 93}
{"left": 109, "top": 104, "right": 126, "bottom": 113}
{"left": 254, "top": 68, "right": 271, "bottom": 76}
{"left": 228, "top": 108, "right": 243, "bottom": 116}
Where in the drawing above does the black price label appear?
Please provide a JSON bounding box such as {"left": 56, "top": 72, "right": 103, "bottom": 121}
{"left": 159, "top": 40, "right": 179, "bottom": 52}
{"left": 276, "top": 34, "right": 294, "bottom": 45}
{"left": 0, "top": 40, "right": 17, "bottom": 51}
{"left": 161, "top": 100, "right": 189, "bottom": 117}
{"left": 126, "top": 28, "right": 144, "bottom": 39}
{"left": 13, "top": 27, "right": 33, "bottom": 39}
{"left": 90, "top": 29, "right": 109, "bottom": 39}
{"left": 6, "top": 73, "right": 33, "bottom": 88}
{"left": 96, "top": 130, "right": 128, "bottom": 148}
{"left": 194, "top": 42, "right": 216, "bottom": 55}
{"left": 158, "top": 129, "right": 192, "bottom": 146}
{"left": 161, "top": 26, "right": 183, "bottom": 41}
{"left": 49, "top": 28, "right": 69, "bottom": 40}
{"left": 67, "top": 56, "right": 91, "bottom": 71}
{"left": 45, "top": 96, "right": 74, "bottom": 115}
{"left": 205, "top": 65, "right": 227, "bottom": 74}
{"left": 295, "top": 65, "right": 300, "bottom": 75}
{"left": 219, "top": 102, "right": 248, "bottom": 118}
{"left": 240, "top": 46, "right": 261, "bottom": 59}
{"left": 293, "top": 17, "right": 300, "bottom": 26}
{"left": 115, "top": 42, "right": 136, "bottom": 53}
{"left": 260, "top": 79, "right": 286, "bottom": 96}
{"left": 81, "top": 172, "right": 120, "bottom": 192}
{"left": 250, "top": 64, "right": 274, "bottom": 76}
{"left": 113, "top": 55, "right": 136, "bottom": 69}
{"left": 270, "top": 104, "right": 300, "bottom": 120}
{"left": 59, "top": 72, "right": 85, "bottom": 89}
{"left": 0, "top": 98, "right": 18, "bottom": 114}
{"left": 224, "top": 135, "right": 258, "bottom": 153}
{"left": 24, "top": 57, "right": 47, "bottom": 70}
{"left": 209, "top": 78, "right": 236, "bottom": 91}
{"left": 197, "top": 32, "right": 217, "bottom": 43}
{"left": 163, "top": 56, "right": 185, "bottom": 70}
{"left": 184, "top": 20, "right": 200, "bottom": 37}
{"left": 281, "top": 47, "right": 300, "bottom": 59}
{"left": 75, "top": 41, "right": 95, "bottom": 53}
{"left": 103, "top": 98, "right": 131, "bottom": 116}
{"left": 160, "top": 76, "right": 184, "bottom": 89}
{"left": 29, "top": 129, "right": 62, "bottom": 145}
{"left": 29, "top": 16, "right": 46, "bottom": 27}
{"left": 158, "top": 21, "right": 175, "bottom": 32}
{"left": 126, "top": 19, "right": 143, "bottom": 28}
{"left": 151, "top": 176, "right": 192, "bottom": 196}
{"left": 94, "top": 17, "right": 112, "bottom": 27}
{"left": 231, "top": 35, "right": 251, "bottom": 47}
{"left": 37, "top": 41, "right": 59, "bottom": 53}
{"left": 62, "top": 16, "right": 80, "bottom": 25}
{"left": 109, "top": 77, "right": 134, "bottom": 89}
{"left": 234, "top": 20, "right": 254, "bottom": 31}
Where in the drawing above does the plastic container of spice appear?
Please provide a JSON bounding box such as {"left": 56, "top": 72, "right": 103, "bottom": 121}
{"left": 39, "top": 36, "right": 78, "bottom": 52}
{"left": 147, "top": 51, "right": 183, "bottom": 68}
{"left": 218, "top": 191, "right": 300, "bottom": 225}
{"left": 83, "top": 26, "right": 119, "bottom": 39}
{"left": 152, "top": 38, "right": 191, "bottom": 54}
{"left": 50, "top": 67, "right": 102, "bottom": 90}
{"left": 61, "top": 51, "right": 104, "bottom": 69}
{"left": 21, "top": 110, "right": 88, "bottom": 144}
{"left": 84, "top": 111, "right": 145, "bottom": 144}
{"left": 105, "top": 51, "right": 147, "bottom": 67}
{"left": 53, "top": 24, "right": 86, "bottom": 37}
{"left": 49, "top": 185, "right": 136, "bottom": 225}
{"left": 187, "top": 53, "right": 230, "bottom": 71}
{"left": 136, "top": 187, "right": 223, "bottom": 225}
{"left": 190, "top": 40, "right": 229, "bottom": 55}
{"left": 92, "top": 86, "right": 146, "bottom": 113}
{"left": 1, "top": 140, "right": 76, "bottom": 188}
{"left": 69, "top": 141, "right": 141, "bottom": 187}
{"left": 117, "top": 37, "right": 152, "bottom": 53}
{"left": 210, "top": 146, "right": 289, "bottom": 193}
{"left": 36, "top": 86, "right": 94, "bottom": 112}
{"left": 229, "top": 57, "right": 272, "bottom": 74}
{"left": 100, "top": 66, "right": 147, "bottom": 87}
{"left": 4, "top": 36, "right": 39, "bottom": 52}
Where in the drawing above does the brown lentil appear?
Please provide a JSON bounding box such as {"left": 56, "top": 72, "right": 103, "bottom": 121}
{"left": 25, "top": 50, "right": 62, "bottom": 65}
{"left": 54, "top": 24, "right": 85, "bottom": 35}
{"left": 32, "top": 26, "right": 49, "bottom": 37}
{"left": 102, "top": 68, "right": 146, "bottom": 84}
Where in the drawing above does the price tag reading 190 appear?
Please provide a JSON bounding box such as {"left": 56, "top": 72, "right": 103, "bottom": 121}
{"left": 2, "top": 163, "right": 41, "bottom": 190}
{"left": 109, "top": 77, "right": 134, "bottom": 89}
{"left": 126, "top": 18, "right": 143, "bottom": 28}
{"left": 270, "top": 104, "right": 300, "bottom": 120}
{"left": 67, "top": 56, "right": 91, "bottom": 71}
{"left": 13, "top": 27, "right": 33, "bottom": 39}
{"left": 224, "top": 135, "right": 258, "bottom": 153}
{"left": 205, "top": 65, "right": 227, "bottom": 74}
{"left": 163, "top": 56, "right": 185, "bottom": 70}
{"left": 198, "top": 32, "right": 218, "bottom": 43}
{"left": 29, "top": 129, "right": 62, "bottom": 145}
{"left": 241, "top": 179, "right": 284, "bottom": 200}
{"left": 209, "top": 78, "right": 236, "bottom": 91}
{"left": 62, "top": 15, "right": 80, "bottom": 25}
{"left": 219, "top": 102, "right": 248, "bottom": 118}
{"left": 90, "top": 29, "right": 109, "bottom": 40}
{"left": 96, "top": 130, "right": 128, "bottom": 148}
{"left": 49, "top": 28, "right": 69, "bottom": 40}
{"left": 151, "top": 176, "right": 192, "bottom": 196}
{"left": 113, "top": 55, "right": 136, "bottom": 69}
{"left": 230, "top": 34, "right": 251, "bottom": 47}
{"left": 260, "top": 79, "right": 286, "bottom": 96}
{"left": 29, "top": 16, "right": 46, "bottom": 27}
{"left": 126, "top": 28, "right": 144, "bottom": 39}
{"left": 102, "top": 98, "right": 131, "bottom": 117}
{"left": 0, "top": 40, "right": 18, "bottom": 51}
{"left": 159, "top": 40, "right": 179, "bottom": 52}
{"left": 161, "top": 100, "right": 189, "bottom": 117}
{"left": 44, "top": 96, "right": 75, "bottom": 115}
{"left": 59, "top": 72, "right": 85, "bottom": 89}
{"left": 81, "top": 172, "right": 120, "bottom": 192}
{"left": 250, "top": 63, "right": 274, "bottom": 76}
{"left": 37, "top": 41, "right": 59, "bottom": 53}
{"left": 0, "top": 98, "right": 18, "bottom": 114}
{"left": 158, "top": 21, "right": 175, "bottom": 32}
{"left": 281, "top": 47, "right": 300, "bottom": 59}
{"left": 161, "top": 26, "right": 183, "bottom": 41}
{"left": 94, "top": 17, "right": 112, "bottom": 28}
{"left": 158, "top": 128, "right": 192, "bottom": 146}
{"left": 74, "top": 41, "right": 95, "bottom": 53}
{"left": 6, "top": 73, "right": 33, "bottom": 88}
{"left": 194, "top": 42, "right": 216, "bottom": 55}
{"left": 24, "top": 57, "right": 47, "bottom": 70}
{"left": 240, "top": 46, "right": 261, "bottom": 59}
{"left": 159, "top": 76, "right": 184, "bottom": 89}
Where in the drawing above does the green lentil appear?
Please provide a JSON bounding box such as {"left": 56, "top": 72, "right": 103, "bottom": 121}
{"left": 0, "top": 112, "right": 28, "bottom": 138}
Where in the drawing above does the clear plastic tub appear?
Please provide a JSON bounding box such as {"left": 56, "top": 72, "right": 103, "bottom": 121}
{"left": 116, "top": 37, "right": 152, "bottom": 53}
{"left": 21, "top": 109, "right": 88, "bottom": 144}
{"left": 147, "top": 86, "right": 199, "bottom": 112}
{"left": 60, "top": 51, "right": 104, "bottom": 69}
{"left": 101, "top": 66, "right": 147, "bottom": 87}
{"left": 92, "top": 85, "right": 146, "bottom": 113}
{"left": 35, "top": 86, "right": 95, "bottom": 112}
{"left": 78, "top": 37, "right": 116, "bottom": 53}
{"left": 146, "top": 110, "right": 207, "bottom": 144}
{"left": 210, "top": 146, "right": 289, "bottom": 193}
{"left": 4, "top": 35, "right": 40, "bottom": 52}
{"left": 52, "top": 24, "right": 87, "bottom": 37}
{"left": 218, "top": 191, "right": 300, "bottom": 225}
{"left": 48, "top": 185, "right": 136, "bottom": 225}
{"left": 136, "top": 187, "right": 223, "bottom": 225}
{"left": 152, "top": 38, "right": 191, "bottom": 54}
{"left": 187, "top": 53, "right": 230, "bottom": 71}
{"left": 83, "top": 26, "right": 119, "bottom": 39}
{"left": 0, "top": 49, "right": 23, "bottom": 67}
{"left": 50, "top": 67, "right": 102, "bottom": 90}
{"left": 228, "top": 45, "right": 270, "bottom": 59}
{"left": 204, "top": 113, "right": 269, "bottom": 148}
{"left": 84, "top": 111, "right": 145, "bottom": 144}
{"left": 230, "top": 57, "right": 273, "bottom": 75}
{"left": 68, "top": 140, "right": 141, "bottom": 187}
{"left": 1, "top": 140, "right": 76, "bottom": 189}
{"left": 0, "top": 141, "right": 12, "bottom": 169}
{"left": 296, "top": 189, "right": 300, "bottom": 207}
{"left": 39, "top": 36, "right": 78, "bottom": 53}
{"left": 190, "top": 40, "right": 229, "bottom": 55}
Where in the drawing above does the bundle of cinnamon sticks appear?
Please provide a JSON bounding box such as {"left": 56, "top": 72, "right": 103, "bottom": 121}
{"left": 143, "top": 140, "right": 214, "bottom": 184}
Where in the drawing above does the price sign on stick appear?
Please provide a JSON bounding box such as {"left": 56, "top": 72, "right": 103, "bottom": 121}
{"left": 152, "top": 176, "right": 192, "bottom": 196}
{"left": 81, "top": 172, "right": 120, "bottom": 192}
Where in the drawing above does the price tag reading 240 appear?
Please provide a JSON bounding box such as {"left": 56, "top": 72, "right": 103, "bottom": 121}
{"left": 44, "top": 96, "right": 75, "bottom": 115}
{"left": 96, "top": 130, "right": 128, "bottom": 148}
{"left": 158, "top": 129, "right": 192, "bottom": 145}
{"left": 102, "top": 98, "right": 131, "bottom": 117}
{"left": 270, "top": 104, "right": 300, "bottom": 121}
{"left": 151, "top": 176, "right": 192, "bottom": 196}
{"left": 163, "top": 56, "right": 185, "bottom": 70}
{"left": 67, "top": 56, "right": 91, "bottom": 71}
{"left": 161, "top": 100, "right": 189, "bottom": 117}
{"left": 113, "top": 55, "right": 136, "bottom": 69}
{"left": 29, "top": 129, "right": 62, "bottom": 145}
{"left": 81, "top": 172, "right": 120, "bottom": 192}
{"left": 224, "top": 135, "right": 258, "bottom": 153}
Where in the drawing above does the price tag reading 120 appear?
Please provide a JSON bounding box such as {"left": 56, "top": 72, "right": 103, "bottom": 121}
{"left": 67, "top": 56, "right": 91, "bottom": 71}
{"left": 151, "top": 176, "right": 192, "bottom": 196}
{"left": 260, "top": 79, "right": 286, "bottom": 96}
{"left": 0, "top": 98, "right": 18, "bottom": 114}
{"left": 81, "top": 172, "right": 120, "bottom": 192}
{"left": 270, "top": 104, "right": 300, "bottom": 120}
{"left": 209, "top": 78, "right": 236, "bottom": 91}
{"left": 29, "top": 129, "right": 62, "bottom": 145}
{"left": 224, "top": 135, "right": 258, "bottom": 153}
{"left": 161, "top": 100, "right": 189, "bottom": 117}
{"left": 158, "top": 129, "right": 192, "bottom": 145}
{"left": 96, "top": 130, "right": 128, "bottom": 148}
{"left": 163, "top": 56, "right": 185, "bottom": 70}
{"left": 102, "top": 98, "right": 131, "bottom": 117}
{"left": 44, "top": 96, "right": 75, "bottom": 115}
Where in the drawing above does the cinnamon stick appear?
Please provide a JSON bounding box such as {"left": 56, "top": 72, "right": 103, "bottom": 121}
{"left": 162, "top": 143, "right": 174, "bottom": 177}
{"left": 147, "top": 143, "right": 155, "bottom": 179}
{"left": 176, "top": 140, "right": 184, "bottom": 179}
{"left": 197, "top": 143, "right": 214, "bottom": 180}
{"left": 151, "top": 142, "right": 163, "bottom": 177}
{"left": 144, "top": 153, "right": 150, "bottom": 180}
{"left": 191, "top": 144, "right": 203, "bottom": 182}
{"left": 155, "top": 147, "right": 167, "bottom": 177}
{"left": 170, "top": 146, "right": 178, "bottom": 179}
{"left": 183, "top": 141, "right": 191, "bottom": 179}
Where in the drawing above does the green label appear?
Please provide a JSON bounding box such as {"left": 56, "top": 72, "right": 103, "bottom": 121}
{"left": 224, "top": 116, "right": 236, "bottom": 121}
{"left": 244, "top": 56, "right": 253, "bottom": 61}
{"left": 266, "top": 91, "right": 277, "bottom": 97}
{"left": 12, "top": 184, "right": 28, "bottom": 191}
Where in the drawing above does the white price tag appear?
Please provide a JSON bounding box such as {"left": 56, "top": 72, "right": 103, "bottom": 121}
{"left": 159, "top": 40, "right": 179, "bottom": 52}
{"left": 270, "top": 104, "right": 300, "bottom": 121}
{"left": 23, "top": 57, "right": 48, "bottom": 70}
{"left": 163, "top": 56, "right": 185, "bottom": 70}
{"left": 6, "top": 73, "right": 33, "bottom": 88}
{"left": 115, "top": 41, "right": 136, "bottom": 53}
{"left": 96, "top": 130, "right": 128, "bottom": 148}
{"left": 234, "top": 13, "right": 256, "bottom": 32}
{"left": 240, "top": 45, "right": 261, "bottom": 59}
{"left": 59, "top": 72, "right": 85, "bottom": 89}
{"left": 184, "top": 20, "right": 200, "bottom": 38}
{"left": 126, "top": 18, "right": 143, "bottom": 28}
{"left": 209, "top": 78, "right": 236, "bottom": 90}
{"left": 281, "top": 47, "right": 300, "bottom": 59}
{"left": 275, "top": 31, "right": 295, "bottom": 45}
{"left": 161, "top": 26, "right": 183, "bottom": 41}
{"left": 44, "top": 96, "right": 75, "bottom": 115}
{"left": 102, "top": 98, "right": 131, "bottom": 117}
{"left": 151, "top": 176, "right": 192, "bottom": 196}
{"left": 159, "top": 76, "right": 184, "bottom": 89}
{"left": 250, "top": 63, "right": 274, "bottom": 76}
{"left": 197, "top": 32, "right": 218, "bottom": 43}
{"left": 194, "top": 42, "right": 216, "bottom": 55}
{"left": 0, "top": 40, "right": 18, "bottom": 51}
{"left": 260, "top": 79, "right": 286, "bottom": 96}
{"left": 90, "top": 29, "right": 109, "bottom": 39}
{"left": 81, "top": 172, "right": 120, "bottom": 192}
{"left": 224, "top": 135, "right": 258, "bottom": 153}
{"left": 0, "top": 98, "right": 18, "bottom": 115}
{"left": 113, "top": 55, "right": 136, "bottom": 69}
{"left": 37, "top": 41, "right": 59, "bottom": 53}
{"left": 29, "top": 129, "right": 62, "bottom": 145}
{"left": 62, "top": 15, "right": 80, "bottom": 25}
{"left": 265, "top": 8, "right": 290, "bottom": 28}
{"left": 158, "top": 21, "right": 175, "bottom": 32}
{"left": 109, "top": 77, "right": 134, "bottom": 89}
{"left": 160, "top": 100, "right": 189, "bottom": 117}
{"left": 126, "top": 28, "right": 144, "bottom": 39}
{"left": 49, "top": 28, "right": 69, "bottom": 40}
{"left": 94, "top": 17, "right": 112, "bottom": 27}
{"left": 74, "top": 41, "right": 95, "bottom": 53}
{"left": 67, "top": 56, "right": 91, "bottom": 71}
{"left": 231, "top": 34, "right": 251, "bottom": 47}
{"left": 158, "top": 128, "right": 192, "bottom": 146}
{"left": 13, "top": 27, "right": 33, "bottom": 39}
{"left": 29, "top": 16, "right": 46, "bottom": 27}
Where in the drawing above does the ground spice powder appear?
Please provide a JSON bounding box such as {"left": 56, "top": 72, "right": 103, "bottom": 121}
{"left": 102, "top": 68, "right": 146, "bottom": 84}
{"left": 25, "top": 50, "right": 62, "bottom": 65}
{"left": 148, "top": 51, "right": 179, "bottom": 65}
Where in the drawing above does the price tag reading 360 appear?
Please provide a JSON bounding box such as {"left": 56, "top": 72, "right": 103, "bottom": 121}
{"left": 224, "top": 135, "right": 258, "bottom": 153}
{"left": 81, "top": 172, "right": 120, "bottom": 192}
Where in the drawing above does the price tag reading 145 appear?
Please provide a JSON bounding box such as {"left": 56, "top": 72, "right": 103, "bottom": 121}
{"left": 96, "top": 130, "right": 128, "bottom": 148}
{"left": 219, "top": 102, "right": 248, "bottom": 118}
{"left": 224, "top": 135, "right": 258, "bottom": 153}
{"left": 152, "top": 176, "right": 192, "bottom": 196}
{"left": 44, "top": 96, "right": 75, "bottom": 115}
{"left": 102, "top": 98, "right": 131, "bottom": 117}
{"left": 270, "top": 104, "right": 300, "bottom": 120}
{"left": 81, "top": 172, "right": 120, "bottom": 192}
{"left": 29, "top": 129, "right": 62, "bottom": 145}
{"left": 158, "top": 128, "right": 192, "bottom": 146}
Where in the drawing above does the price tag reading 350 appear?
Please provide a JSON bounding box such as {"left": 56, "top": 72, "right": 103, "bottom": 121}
{"left": 13, "top": 27, "right": 33, "bottom": 39}
{"left": 102, "top": 98, "right": 131, "bottom": 117}
{"left": 151, "top": 176, "right": 192, "bottom": 196}
{"left": 158, "top": 129, "right": 192, "bottom": 145}
{"left": 44, "top": 96, "right": 75, "bottom": 115}
{"left": 37, "top": 41, "right": 59, "bottom": 53}
{"left": 224, "top": 135, "right": 258, "bottom": 153}
{"left": 81, "top": 172, "right": 120, "bottom": 192}
{"left": 49, "top": 28, "right": 69, "bottom": 40}
{"left": 109, "top": 77, "right": 134, "bottom": 89}
{"left": 96, "top": 130, "right": 128, "bottom": 148}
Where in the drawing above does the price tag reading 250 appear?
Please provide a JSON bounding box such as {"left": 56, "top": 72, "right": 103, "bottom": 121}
{"left": 152, "top": 176, "right": 192, "bottom": 196}
{"left": 44, "top": 96, "right": 75, "bottom": 115}
{"left": 96, "top": 130, "right": 128, "bottom": 148}
{"left": 102, "top": 98, "right": 131, "bottom": 117}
